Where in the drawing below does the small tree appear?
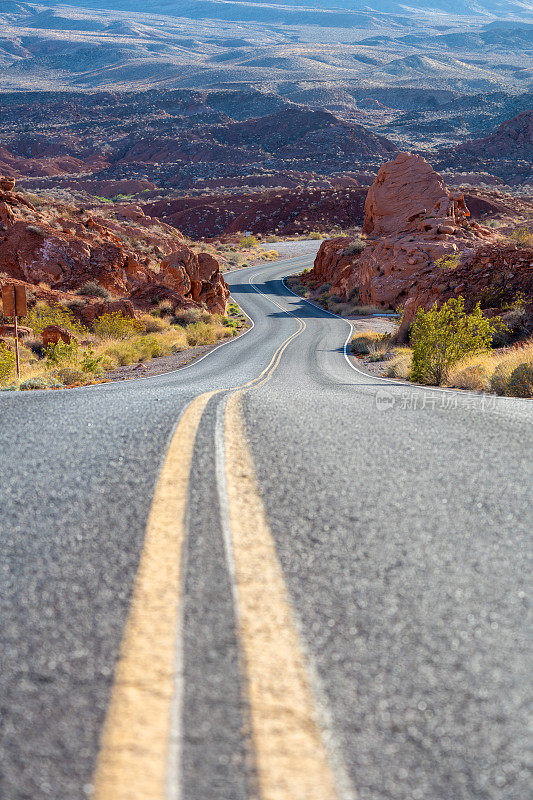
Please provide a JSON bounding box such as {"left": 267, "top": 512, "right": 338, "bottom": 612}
{"left": 410, "top": 297, "right": 493, "bottom": 385}
{"left": 239, "top": 235, "right": 258, "bottom": 248}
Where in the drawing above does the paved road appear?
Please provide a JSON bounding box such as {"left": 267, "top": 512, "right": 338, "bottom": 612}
{"left": 0, "top": 254, "right": 531, "bottom": 800}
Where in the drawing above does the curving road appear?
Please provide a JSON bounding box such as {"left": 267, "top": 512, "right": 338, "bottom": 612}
{"left": 1, "top": 254, "right": 531, "bottom": 800}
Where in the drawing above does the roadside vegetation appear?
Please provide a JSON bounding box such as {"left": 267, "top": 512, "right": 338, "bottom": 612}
{"left": 0, "top": 300, "right": 247, "bottom": 391}
{"left": 350, "top": 296, "right": 533, "bottom": 398}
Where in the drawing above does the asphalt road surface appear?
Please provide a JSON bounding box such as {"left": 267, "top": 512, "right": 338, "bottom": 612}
{"left": 1, "top": 254, "right": 531, "bottom": 800}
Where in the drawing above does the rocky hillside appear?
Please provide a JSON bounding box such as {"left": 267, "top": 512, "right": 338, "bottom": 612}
{"left": 144, "top": 186, "right": 368, "bottom": 239}
{"left": 0, "top": 176, "right": 230, "bottom": 318}
{"left": 301, "top": 153, "right": 533, "bottom": 339}
{"left": 436, "top": 111, "right": 533, "bottom": 184}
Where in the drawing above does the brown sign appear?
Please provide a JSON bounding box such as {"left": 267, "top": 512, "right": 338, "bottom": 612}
{"left": 2, "top": 285, "right": 15, "bottom": 317}
{"left": 14, "top": 285, "right": 27, "bottom": 317}
{"left": 1, "top": 284, "right": 26, "bottom": 317}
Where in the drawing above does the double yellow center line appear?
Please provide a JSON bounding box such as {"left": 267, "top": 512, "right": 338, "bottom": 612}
{"left": 91, "top": 279, "right": 351, "bottom": 800}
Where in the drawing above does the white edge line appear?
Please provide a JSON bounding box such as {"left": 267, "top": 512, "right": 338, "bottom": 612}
{"left": 0, "top": 299, "right": 255, "bottom": 398}
{"left": 1, "top": 255, "right": 314, "bottom": 400}
{"left": 281, "top": 275, "right": 531, "bottom": 404}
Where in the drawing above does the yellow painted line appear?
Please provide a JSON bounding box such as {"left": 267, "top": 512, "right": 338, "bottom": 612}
{"left": 236, "top": 318, "right": 305, "bottom": 392}
{"left": 92, "top": 391, "right": 213, "bottom": 800}
{"left": 224, "top": 391, "right": 341, "bottom": 800}
{"left": 92, "top": 289, "right": 307, "bottom": 798}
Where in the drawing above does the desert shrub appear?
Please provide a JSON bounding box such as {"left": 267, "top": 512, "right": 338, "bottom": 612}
{"left": 490, "top": 308, "right": 532, "bottom": 347}
{"left": 158, "top": 299, "right": 173, "bottom": 316}
{"left": 260, "top": 249, "right": 279, "bottom": 261}
{"left": 342, "top": 238, "right": 366, "bottom": 257}
{"left": 93, "top": 312, "right": 142, "bottom": 339}
{"left": 19, "top": 377, "right": 51, "bottom": 391}
{"left": 80, "top": 345, "right": 104, "bottom": 375}
{"left": 65, "top": 297, "right": 87, "bottom": 312}
{"left": 507, "top": 363, "right": 533, "bottom": 398}
{"left": 239, "top": 235, "right": 258, "bottom": 248}
{"left": 45, "top": 340, "right": 79, "bottom": 368}
{"left": 308, "top": 231, "right": 323, "bottom": 240}
{"left": 136, "top": 334, "right": 165, "bottom": 360}
{"left": 0, "top": 342, "right": 16, "bottom": 383}
{"left": 25, "top": 336, "right": 46, "bottom": 358}
{"left": 24, "top": 302, "right": 87, "bottom": 337}
{"left": 410, "top": 298, "right": 493, "bottom": 385}
{"left": 26, "top": 225, "right": 45, "bottom": 236}
{"left": 186, "top": 321, "right": 218, "bottom": 347}
{"left": 140, "top": 314, "right": 169, "bottom": 334}
{"left": 449, "top": 365, "right": 489, "bottom": 391}
{"left": 489, "top": 364, "right": 513, "bottom": 395}
{"left": 386, "top": 348, "right": 412, "bottom": 379}
{"left": 77, "top": 281, "right": 111, "bottom": 299}
{"left": 171, "top": 308, "right": 211, "bottom": 327}
{"left": 434, "top": 252, "right": 461, "bottom": 270}
{"left": 510, "top": 226, "right": 533, "bottom": 248}
{"left": 56, "top": 367, "right": 90, "bottom": 386}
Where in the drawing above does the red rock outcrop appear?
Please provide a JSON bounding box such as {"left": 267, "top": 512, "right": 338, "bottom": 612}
{"left": 41, "top": 325, "right": 76, "bottom": 348}
{"left": 304, "top": 152, "right": 532, "bottom": 337}
{"left": 0, "top": 178, "right": 230, "bottom": 316}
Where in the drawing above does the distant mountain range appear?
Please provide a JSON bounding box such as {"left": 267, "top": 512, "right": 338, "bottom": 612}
{"left": 32, "top": 0, "right": 533, "bottom": 22}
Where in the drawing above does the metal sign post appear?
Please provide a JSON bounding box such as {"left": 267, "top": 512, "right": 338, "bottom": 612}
{"left": 1, "top": 284, "right": 27, "bottom": 380}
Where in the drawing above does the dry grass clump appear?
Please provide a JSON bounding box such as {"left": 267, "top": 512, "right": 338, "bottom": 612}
{"left": 351, "top": 331, "right": 384, "bottom": 355}
{"left": 185, "top": 319, "right": 232, "bottom": 347}
{"left": 172, "top": 308, "right": 211, "bottom": 326}
{"left": 445, "top": 339, "right": 533, "bottom": 396}
{"left": 449, "top": 365, "right": 489, "bottom": 391}
{"left": 386, "top": 348, "right": 413, "bottom": 379}
{"left": 95, "top": 329, "right": 187, "bottom": 367}
{"left": 139, "top": 313, "right": 170, "bottom": 334}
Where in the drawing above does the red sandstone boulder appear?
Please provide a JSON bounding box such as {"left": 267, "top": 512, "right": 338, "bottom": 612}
{"left": 305, "top": 153, "right": 512, "bottom": 335}
{"left": 41, "top": 325, "right": 76, "bottom": 347}
{"left": 0, "top": 176, "right": 15, "bottom": 192}
{"left": 363, "top": 152, "right": 471, "bottom": 237}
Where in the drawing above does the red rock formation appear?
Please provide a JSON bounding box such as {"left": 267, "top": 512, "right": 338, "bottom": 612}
{"left": 0, "top": 177, "right": 230, "bottom": 316}
{"left": 41, "top": 325, "right": 76, "bottom": 348}
{"left": 304, "top": 153, "right": 531, "bottom": 338}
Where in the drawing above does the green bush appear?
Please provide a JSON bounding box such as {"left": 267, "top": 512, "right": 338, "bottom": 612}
{"left": 77, "top": 281, "right": 111, "bottom": 299}
{"left": 93, "top": 312, "right": 142, "bottom": 340}
{"left": 0, "top": 342, "right": 16, "bottom": 384}
{"left": 80, "top": 345, "right": 104, "bottom": 375}
{"left": 186, "top": 321, "right": 218, "bottom": 347}
{"left": 410, "top": 297, "right": 493, "bottom": 385}
{"left": 239, "top": 235, "right": 258, "bottom": 248}
{"left": 507, "top": 363, "right": 533, "bottom": 398}
{"left": 24, "top": 302, "right": 87, "bottom": 337}
{"left": 45, "top": 340, "right": 79, "bottom": 368}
